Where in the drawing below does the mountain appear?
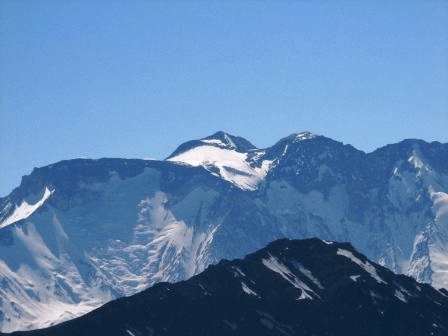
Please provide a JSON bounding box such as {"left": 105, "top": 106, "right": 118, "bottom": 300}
{"left": 166, "top": 131, "right": 268, "bottom": 190}
{"left": 0, "top": 131, "right": 447, "bottom": 331}
{"left": 6, "top": 238, "right": 448, "bottom": 336}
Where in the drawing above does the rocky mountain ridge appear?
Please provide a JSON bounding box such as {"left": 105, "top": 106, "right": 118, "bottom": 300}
{"left": 6, "top": 238, "right": 448, "bottom": 336}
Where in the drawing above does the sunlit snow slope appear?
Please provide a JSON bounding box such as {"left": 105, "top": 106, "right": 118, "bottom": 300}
{"left": 0, "top": 131, "right": 447, "bottom": 332}
{"left": 167, "top": 131, "right": 274, "bottom": 190}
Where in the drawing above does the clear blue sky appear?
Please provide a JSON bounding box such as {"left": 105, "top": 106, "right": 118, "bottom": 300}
{"left": 1, "top": 1, "right": 447, "bottom": 197}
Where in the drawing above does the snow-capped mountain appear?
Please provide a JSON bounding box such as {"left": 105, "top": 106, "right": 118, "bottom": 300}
{"left": 167, "top": 131, "right": 273, "bottom": 191}
{"left": 0, "top": 131, "right": 447, "bottom": 332}
{"left": 6, "top": 238, "right": 448, "bottom": 336}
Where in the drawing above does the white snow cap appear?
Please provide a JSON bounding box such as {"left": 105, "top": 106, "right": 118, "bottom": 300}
{"left": 290, "top": 131, "right": 317, "bottom": 142}
{"left": 167, "top": 131, "right": 273, "bottom": 191}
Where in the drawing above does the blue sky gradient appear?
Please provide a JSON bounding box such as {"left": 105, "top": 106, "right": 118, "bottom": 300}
{"left": 1, "top": 1, "right": 447, "bottom": 196}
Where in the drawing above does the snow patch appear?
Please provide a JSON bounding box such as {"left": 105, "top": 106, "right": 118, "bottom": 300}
{"left": 222, "top": 320, "right": 238, "bottom": 330}
{"left": 291, "top": 261, "right": 323, "bottom": 289}
{"left": 224, "top": 134, "right": 236, "bottom": 149}
{"left": 337, "top": 249, "right": 386, "bottom": 284}
{"left": 350, "top": 275, "right": 360, "bottom": 282}
{"left": 408, "top": 152, "right": 425, "bottom": 170}
{"left": 167, "top": 146, "right": 273, "bottom": 190}
{"left": 394, "top": 289, "right": 408, "bottom": 303}
{"left": 262, "top": 254, "right": 316, "bottom": 299}
{"left": 294, "top": 132, "right": 316, "bottom": 142}
{"left": 201, "top": 139, "right": 225, "bottom": 146}
{"left": 298, "top": 291, "right": 313, "bottom": 300}
{"left": 241, "top": 282, "right": 259, "bottom": 297}
{"left": 232, "top": 266, "right": 246, "bottom": 278}
{"left": 0, "top": 188, "right": 54, "bottom": 229}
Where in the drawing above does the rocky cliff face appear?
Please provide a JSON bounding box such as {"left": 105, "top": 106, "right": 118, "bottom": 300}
{"left": 0, "top": 132, "right": 447, "bottom": 331}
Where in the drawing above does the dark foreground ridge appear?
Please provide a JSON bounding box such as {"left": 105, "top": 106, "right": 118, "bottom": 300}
{"left": 7, "top": 238, "right": 448, "bottom": 336}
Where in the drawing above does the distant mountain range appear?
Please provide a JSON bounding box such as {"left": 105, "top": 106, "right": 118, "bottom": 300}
{"left": 5, "top": 238, "right": 448, "bottom": 336}
{"left": 0, "top": 131, "right": 447, "bottom": 331}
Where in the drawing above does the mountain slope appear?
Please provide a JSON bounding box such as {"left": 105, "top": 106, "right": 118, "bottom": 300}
{"left": 0, "top": 131, "right": 447, "bottom": 331}
{"left": 6, "top": 238, "right": 448, "bottom": 336}
{"left": 0, "top": 159, "right": 226, "bottom": 331}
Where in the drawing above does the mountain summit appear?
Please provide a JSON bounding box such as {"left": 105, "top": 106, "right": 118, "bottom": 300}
{"left": 201, "top": 131, "right": 258, "bottom": 152}
{"left": 167, "top": 131, "right": 257, "bottom": 159}
{"left": 167, "top": 131, "right": 269, "bottom": 190}
{"left": 0, "top": 133, "right": 447, "bottom": 332}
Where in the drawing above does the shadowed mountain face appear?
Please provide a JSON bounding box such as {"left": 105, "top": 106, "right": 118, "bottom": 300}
{"left": 0, "top": 131, "right": 447, "bottom": 331}
{"left": 7, "top": 238, "right": 448, "bottom": 336}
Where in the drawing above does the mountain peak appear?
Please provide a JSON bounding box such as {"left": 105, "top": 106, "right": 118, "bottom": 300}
{"left": 272, "top": 131, "right": 317, "bottom": 145}
{"left": 166, "top": 132, "right": 256, "bottom": 160}
{"left": 166, "top": 132, "right": 269, "bottom": 191}
{"left": 288, "top": 131, "right": 317, "bottom": 142}
{"left": 201, "top": 131, "right": 257, "bottom": 152}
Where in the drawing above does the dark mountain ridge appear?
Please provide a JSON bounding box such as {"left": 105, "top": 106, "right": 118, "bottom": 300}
{"left": 7, "top": 238, "right": 448, "bottom": 336}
